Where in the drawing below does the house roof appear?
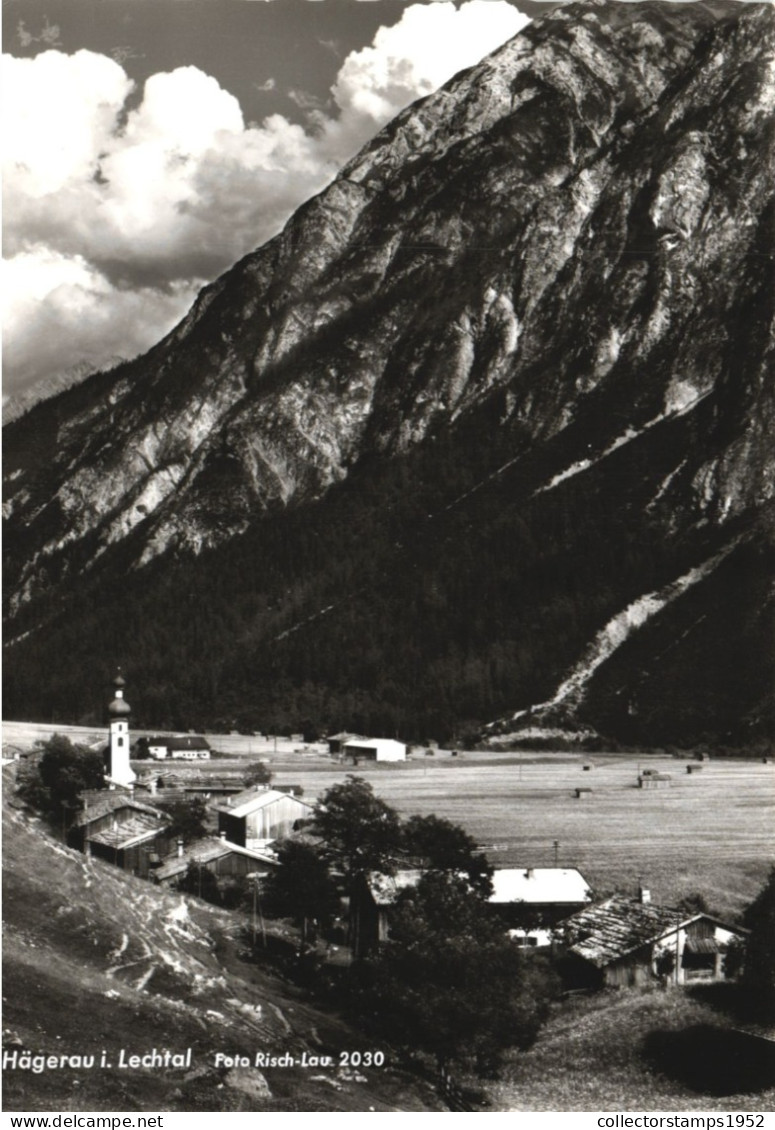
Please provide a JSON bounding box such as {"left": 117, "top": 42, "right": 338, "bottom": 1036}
{"left": 74, "top": 793, "right": 163, "bottom": 826}
{"left": 87, "top": 811, "right": 165, "bottom": 850}
{"left": 684, "top": 937, "right": 725, "bottom": 955}
{"left": 327, "top": 732, "right": 366, "bottom": 743}
{"left": 138, "top": 735, "right": 210, "bottom": 750}
{"left": 154, "top": 837, "right": 278, "bottom": 881}
{"left": 144, "top": 770, "right": 244, "bottom": 789}
{"left": 489, "top": 868, "right": 592, "bottom": 906}
{"left": 344, "top": 738, "right": 406, "bottom": 752}
{"left": 164, "top": 736, "right": 210, "bottom": 751}
{"left": 563, "top": 896, "right": 688, "bottom": 967}
{"left": 364, "top": 870, "right": 424, "bottom": 905}
{"left": 217, "top": 787, "right": 315, "bottom": 819}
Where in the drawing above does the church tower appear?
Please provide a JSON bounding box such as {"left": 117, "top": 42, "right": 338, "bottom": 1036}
{"left": 106, "top": 668, "right": 135, "bottom": 790}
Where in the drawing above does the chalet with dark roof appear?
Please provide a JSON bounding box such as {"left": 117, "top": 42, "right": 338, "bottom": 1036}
{"left": 68, "top": 791, "right": 171, "bottom": 877}
{"left": 561, "top": 893, "right": 748, "bottom": 987}
{"left": 153, "top": 834, "right": 279, "bottom": 885}
{"left": 135, "top": 735, "right": 211, "bottom": 760}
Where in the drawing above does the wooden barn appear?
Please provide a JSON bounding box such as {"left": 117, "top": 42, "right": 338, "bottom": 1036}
{"left": 326, "top": 732, "right": 365, "bottom": 756}
{"left": 489, "top": 867, "right": 593, "bottom": 944}
{"left": 349, "top": 870, "right": 424, "bottom": 958}
{"left": 153, "top": 834, "right": 278, "bottom": 886}
{"left": 562, "top": 893, "right": 748, "bottom": 988}
{"left": 343, "top": 738, "right": 406, "bottom": 763}
{"left": 69, "top": 792, "right": 171, "bottom": 877}
{"left": 217, "top": 787, "right": 315, "bottom": 848}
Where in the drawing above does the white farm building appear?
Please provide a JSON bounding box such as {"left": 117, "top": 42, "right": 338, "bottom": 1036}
{"left": 489, "top": 867, "right": 594, "bottom": 945}
{"left": 343, "top": 738, "right": 407, "bottom": 762}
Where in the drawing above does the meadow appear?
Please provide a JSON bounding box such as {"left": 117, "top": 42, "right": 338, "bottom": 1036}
{"left": 248, "top": 746, "right": 774, "bottom": 919}
{"left": 488, "top": 984, "right": 775, "bottom": 1111}
{"left": 4, "top": 720, "right": 772, "bottom": 918}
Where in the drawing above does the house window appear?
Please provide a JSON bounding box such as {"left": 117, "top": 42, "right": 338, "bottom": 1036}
{"left": 117, "top": 737, "right": 123, "bottom": 747}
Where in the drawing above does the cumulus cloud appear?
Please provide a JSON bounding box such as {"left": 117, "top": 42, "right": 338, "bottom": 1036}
{"left": 3, "top": 1, "right": 528, "bottom": 395}
{"left": 2, "top": 248, "right": 199, "bottom": 394}
{"left": 331, "top": 0, "right": 525, "bottom": 131}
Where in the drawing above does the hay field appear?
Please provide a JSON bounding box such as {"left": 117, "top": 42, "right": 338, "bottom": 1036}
{"left": 260, "top": 749, "right": 774, "bottom": 918}
{"left": 5, "top": 720, "right": 771, "bottom": 918}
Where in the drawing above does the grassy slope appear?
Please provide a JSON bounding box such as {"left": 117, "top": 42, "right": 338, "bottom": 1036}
{"left": 489, "top": 988, "right": 775, "bottom": 1112}
{"left": 1, "top": 773, "right": 442, "bottom": 1113}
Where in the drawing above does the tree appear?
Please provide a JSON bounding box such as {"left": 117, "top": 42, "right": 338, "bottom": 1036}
{"left": 402, "top": 813, "right": 493, "bottom": 897}
{"left": 178, "top": 861, "right": 221, "bottom": 904}
{"left": 17, "top": 733, "right": 105, "bottom": 823}
{"left": 244, "top": 761, "right": 273, "bottom": 788}
{"left": 265, "top": 839, "right": 339, "bottom": 947}
{"left": 741, "top": 867, "right": 775, "bottom": 1018}
{"left": 310, "top": 776, "right": 402, "bottom": 884}
{"left": 352, "top": 872, "right": 557, "bottom": 1076}
{"left": 159, "top": 796, "right": 208, "bottom": 843}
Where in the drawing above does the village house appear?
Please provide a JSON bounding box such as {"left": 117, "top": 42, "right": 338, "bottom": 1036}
{"left": 134, "top": 735, "right": 211, "bottom": 760}
{"left": 68, "top": 791, "right": 171, "bottom": 878}
{"left": 153, "top": 832, "right": 278, "bottom": 887}
{"left": 137, "top": 767, "right": 248, "bottom": 801}
{"left": 561, "top": 890, "right": 748, "bottom": 987}
{"left": 216, "top": 787, "right": 315, "bottom": 848}
{"left": 489, "top": 867, "right": 594, "bottom": 945}
{"left": 349, "top": 870, "right": 424, "bottom": 958}
{"left": 343, "top": 738, "right": 407, "bottom": 763}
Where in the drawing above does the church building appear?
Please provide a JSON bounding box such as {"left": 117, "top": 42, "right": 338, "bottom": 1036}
{"left": 104, "top": 668, "right": 136, "bottom": 790}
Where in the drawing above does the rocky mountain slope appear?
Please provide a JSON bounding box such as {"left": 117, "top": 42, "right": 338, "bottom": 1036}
{"left": 4, "top": 0, "right": 774, "bottom": 745}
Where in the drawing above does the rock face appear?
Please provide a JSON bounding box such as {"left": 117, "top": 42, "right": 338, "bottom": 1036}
{"left": 4, "top": 0, "right": 774, "bottom": 745}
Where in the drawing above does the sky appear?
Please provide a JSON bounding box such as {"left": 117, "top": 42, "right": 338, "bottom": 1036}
{"left": 1, "top": 0, "right": 749, "bottom": 402}
{"left": 3, "top": 0, "right": 545, "bottom": 400}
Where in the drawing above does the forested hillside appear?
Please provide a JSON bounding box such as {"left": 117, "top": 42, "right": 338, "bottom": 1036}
{"left": 4, "top": 1, "right": 774, "bottom": 747}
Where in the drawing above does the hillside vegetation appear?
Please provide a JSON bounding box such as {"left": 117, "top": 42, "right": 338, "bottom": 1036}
{"left": 490, "top": 987, "right": 775, "bottom": 1111}
{"left": 1, "top": 772, "right": 442, "bottom": 1113}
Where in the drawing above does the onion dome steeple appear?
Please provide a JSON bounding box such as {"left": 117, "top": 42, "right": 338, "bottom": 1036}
{"left": 108, "top": 666, "right": 131, "bottom": 717}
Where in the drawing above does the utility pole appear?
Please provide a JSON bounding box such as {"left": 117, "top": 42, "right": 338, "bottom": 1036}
{"left": 252, "top": 879, "right": 257, "bottom": 946}
{"left": 252, "top": 876, "right": 266, "bottom": 948}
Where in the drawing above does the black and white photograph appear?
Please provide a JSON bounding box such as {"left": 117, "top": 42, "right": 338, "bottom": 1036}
{"left": 2, "top": 0, "right": 774, "bottom": 1115}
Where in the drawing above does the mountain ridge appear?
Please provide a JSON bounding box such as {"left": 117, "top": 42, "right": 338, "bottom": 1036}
{"left": 4, "top": 0, "right": 774, "bottom": 746}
